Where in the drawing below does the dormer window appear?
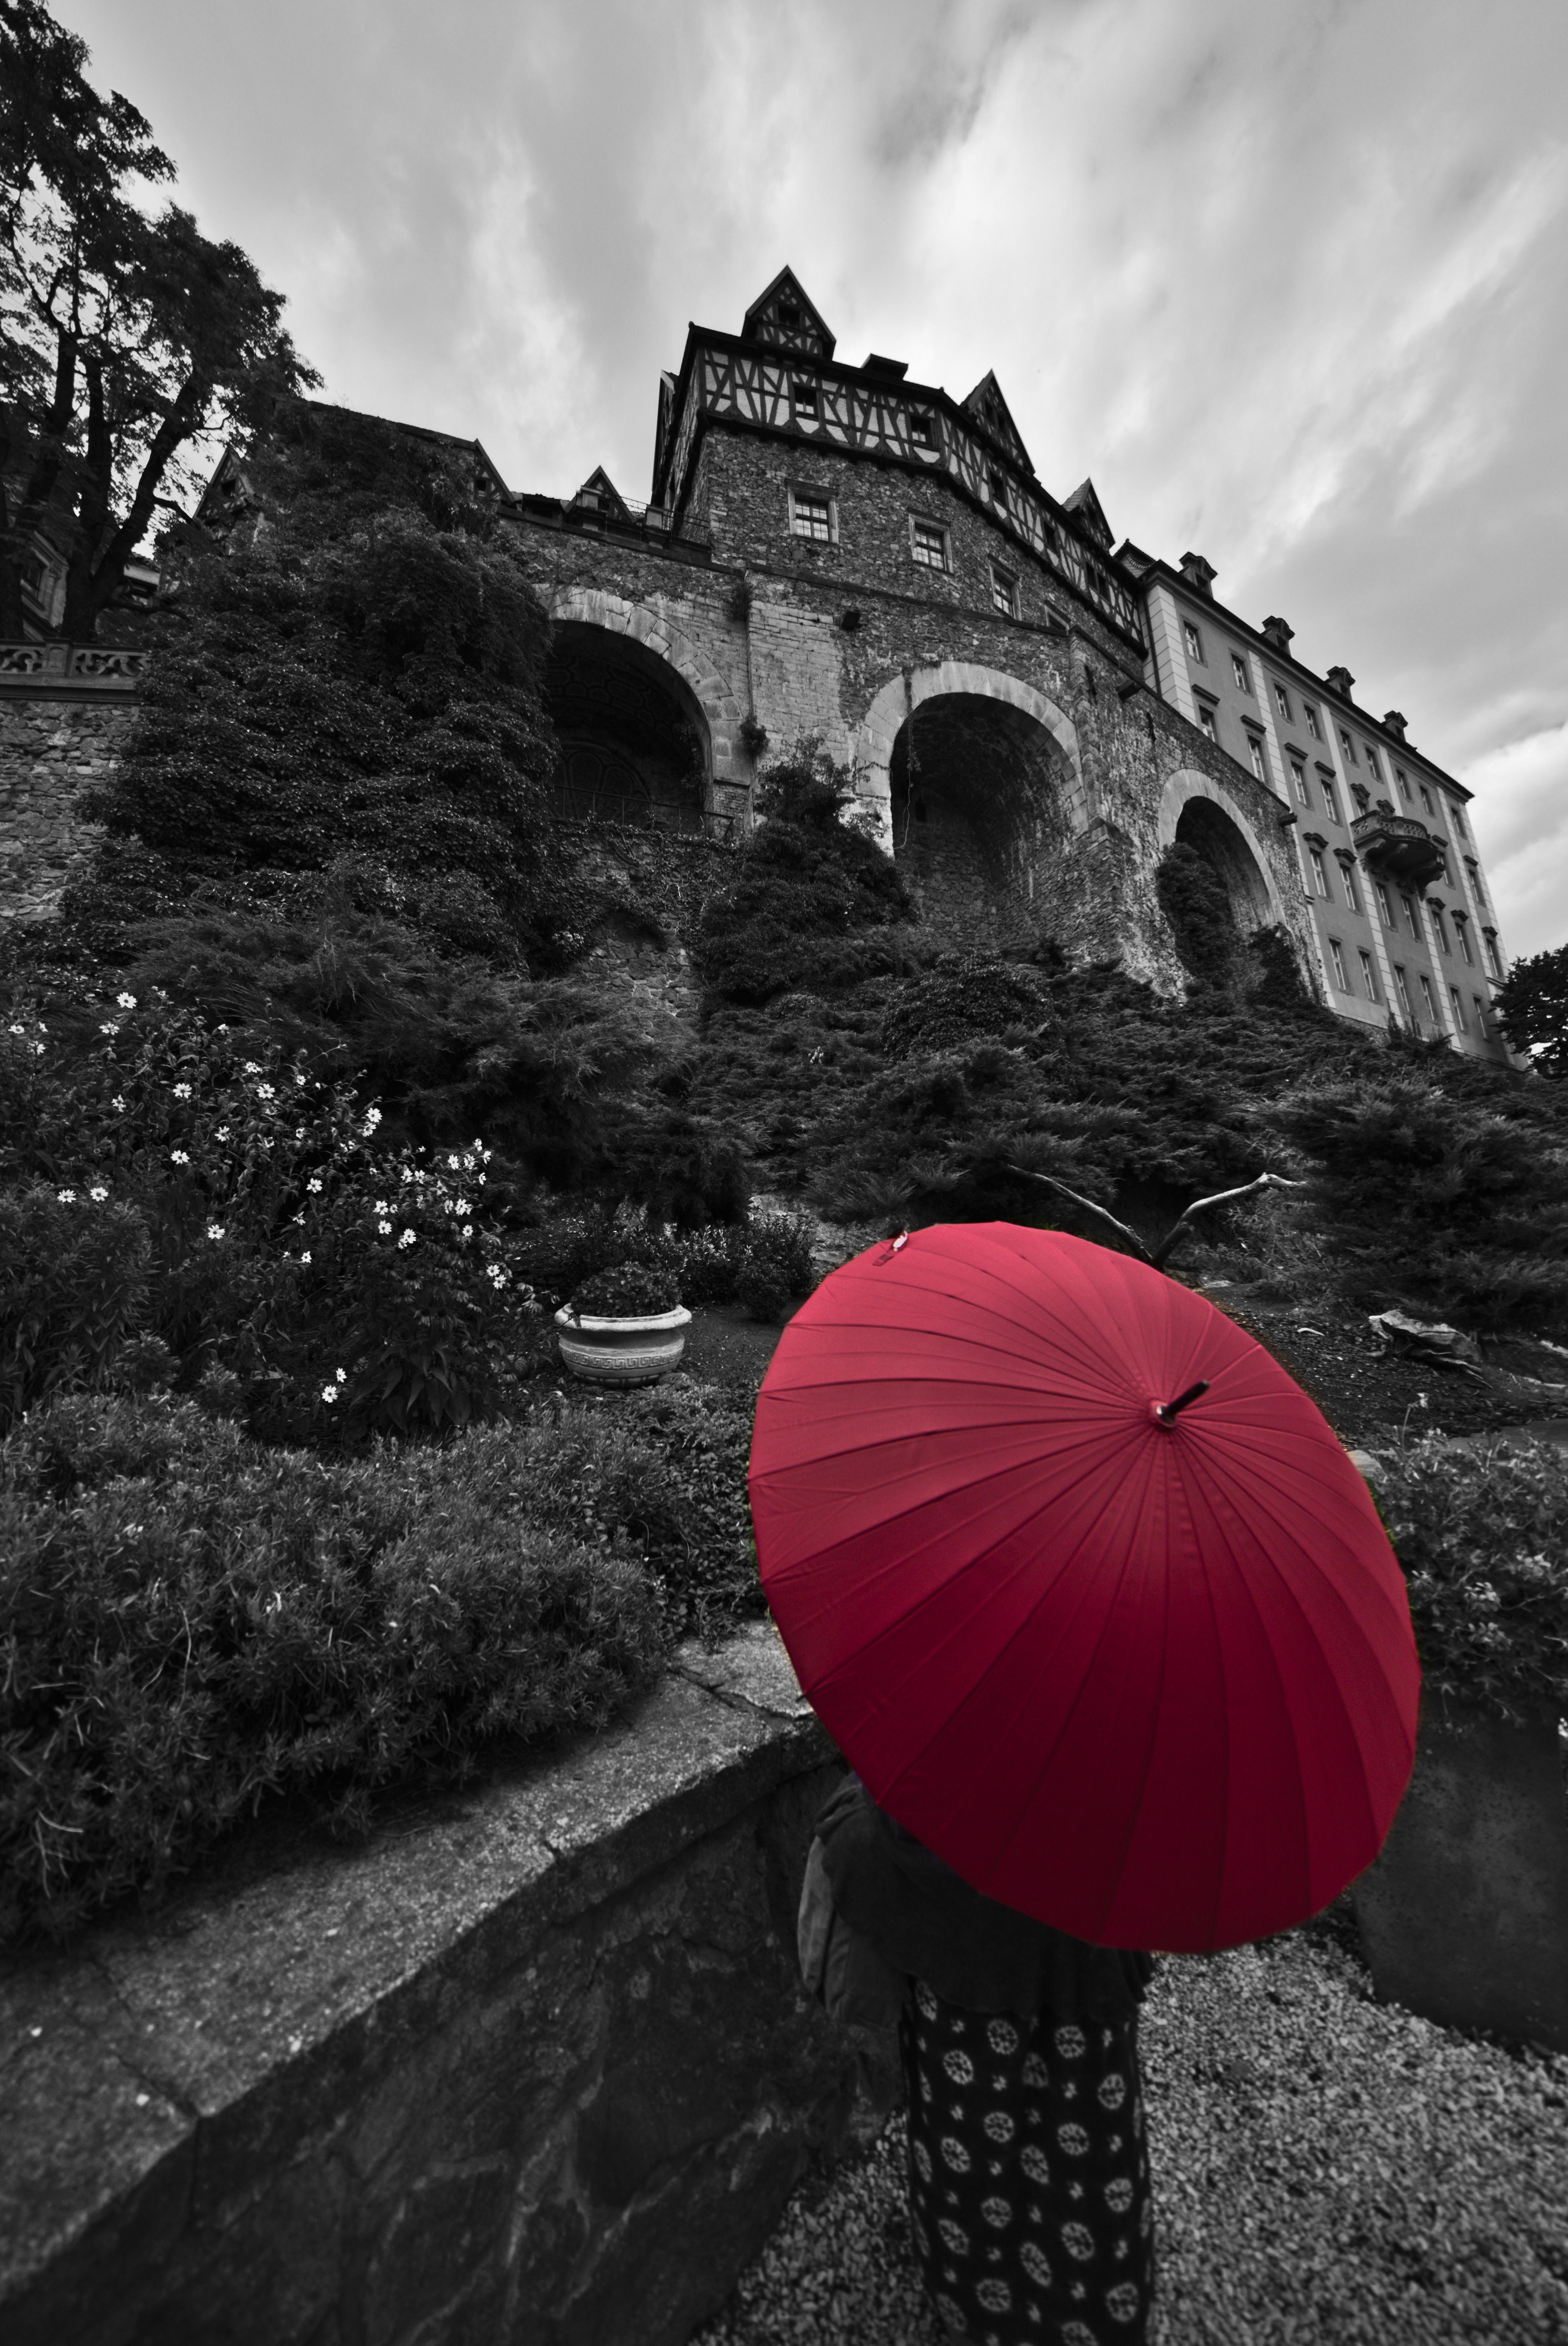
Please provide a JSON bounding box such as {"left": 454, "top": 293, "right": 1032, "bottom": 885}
{"left": 778, "top": 300, "right": 802, "bottom": 331}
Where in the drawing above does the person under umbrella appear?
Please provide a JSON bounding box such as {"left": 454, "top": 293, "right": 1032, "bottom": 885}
{"left": 753, "top": 1223, "right": 1420, "bottom": 2346}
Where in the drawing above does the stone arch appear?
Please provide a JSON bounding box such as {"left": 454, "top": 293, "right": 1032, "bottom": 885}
{"left": 852, "top": 661, "right": 1087, "bottom": 850}
{"left": 547, "top": 587, "right": 749, "bottom": 830}
{"left": 1155, "top": 769, "right": 1294, "bottom": 931}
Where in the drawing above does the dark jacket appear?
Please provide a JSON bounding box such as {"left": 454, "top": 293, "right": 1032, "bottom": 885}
{"left": 805, "top": 1772, "right": 1154, "bottom": 2026}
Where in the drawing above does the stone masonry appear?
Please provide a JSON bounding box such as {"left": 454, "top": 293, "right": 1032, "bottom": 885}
{"left": 0, "top": 696, "right": 133, "bottom": 927}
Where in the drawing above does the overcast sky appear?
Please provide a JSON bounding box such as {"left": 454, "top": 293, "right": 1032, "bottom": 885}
{"left": 58, "top": 0, "right": 1568, "bottom": 959}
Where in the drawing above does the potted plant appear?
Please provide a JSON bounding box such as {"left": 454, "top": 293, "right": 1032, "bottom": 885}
{"left": 1351, "top": 1433, "right": 1568, "bottom": 2053}
{"left": 555, "top": 1261, "right": 691, "bottom": 1386}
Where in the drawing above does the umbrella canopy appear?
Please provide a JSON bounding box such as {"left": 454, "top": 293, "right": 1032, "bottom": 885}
{"left": 750, "top": 1223, "right": 1420, "bottom": 1954}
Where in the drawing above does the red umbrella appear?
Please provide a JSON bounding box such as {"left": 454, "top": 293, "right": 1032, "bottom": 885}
{"left": 749, "top": 1223, "right": 1420, "bottom": 1955}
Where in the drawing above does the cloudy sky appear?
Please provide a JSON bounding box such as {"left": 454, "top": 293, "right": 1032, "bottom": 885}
{"left": 59, "top": 0, "right": 1568, "bottom": 958}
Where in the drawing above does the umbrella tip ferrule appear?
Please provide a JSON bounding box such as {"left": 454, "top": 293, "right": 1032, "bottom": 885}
{"left": 1155, "top": 1379, "right": 1211, "bottom": 1425}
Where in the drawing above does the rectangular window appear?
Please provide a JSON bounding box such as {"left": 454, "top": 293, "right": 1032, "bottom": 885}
{"left": 1321, "top": 776, "right": 1341, "bottom": 824}
{"left": 907, "top": 411, "right": 934, "bottom": 450}
{"left": 1247, "top": 732, "right": 1267, "bottom": 781}
{"left": 1474, "top": 994, "right": 1488, "bottom": 1035}
{"left": 1484, "top": 930, "right": 1502, "bottom": 976}
{"left": 790, "top": 490, "right": 833, "bottom": 542}
{"left": 1231, "top": 652, "right": 1251, "bottom": 693}
{"left": 1337, "top": 726, "right": 1358, "bottom": 764}
{"left": 1465, "top": 857, "right": 1485, "bottom": 904}
{"left": 1328, "top": 939, "right": 1350, "bottom": 990}
{"left": 1358, "top": 948, "right": 1379, "bottom": 1000}
{"left": 1418, "top": 783, "right": 1435, "bottom": 816}
{"left": 1374, "top": 881, "right": 1393, "bottom": 928}
{"left": 910, "top": 517, "right": 948, "bottom": 570}
{"left": 790, "top": 375, "right": 818, "bottom": 418}
{"left": 1183, "top": 621, "right": 1205, "bottom": 663}
{"left": 1451, "top": 801, "right": 1468, "bottom": 838}
{"left": 1196, "top": 700, "right": 1218, "bottom": 742}
{"left": 1395, "top": 766, "right": 1411, "bottom": 804}
{"left": 1432, "top": 904, "right": 1451, "bottom": 954}
{"left": 990, "top": 565, "right": 1018, "bottom": 618}
{"left": 988, "top": 465, "right": 1009, "bottom": 509}
{"left": 1419, "top": 973, "right": 1438, "bottom": 1023}
{"left": 1365, "top": 746, "right": 1381, "bottom": 783}
{"left": 1393, "top": 965, "right": 1413, "bottom": 1021}
{"left": 1291, "top": 762, "right": 1310, "bottom": 807}
{"left": 1450, "top": 986, "right": 1466, "bottom": 1031}
{"left": 1274, "top": 682, "right": 1292, "bottom": 721}
{"left": 1309, "top": 847, "right": 1329, "bottom": 896}
{"left": 1401, "top": 892, "right": 1420, "bottom": 939}
{"left": 1454, "top": 914, "right": 1474, "bottom": 964}
{"left": 1341, "top": 861, "right": 1360, "bottom": 912}
{"left": 1304, "top": 704, "right": 1322, "bottom": 740}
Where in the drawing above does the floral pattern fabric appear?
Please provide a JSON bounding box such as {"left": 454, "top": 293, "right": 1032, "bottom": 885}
{"left": 900, "top": 1978, "right": 1155, "bottom": 2345}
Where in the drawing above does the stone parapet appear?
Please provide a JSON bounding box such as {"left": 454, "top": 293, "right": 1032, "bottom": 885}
{"left": 0, "top": 1624, "right": 862, "bottom": 2346}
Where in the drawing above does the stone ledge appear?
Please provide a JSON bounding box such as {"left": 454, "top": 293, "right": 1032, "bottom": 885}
{"left": 0, "top": 1621, "right": 852, "bottom": 2346}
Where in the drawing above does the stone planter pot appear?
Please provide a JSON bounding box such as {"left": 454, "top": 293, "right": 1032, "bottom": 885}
{"left": 1352, "top": 1687, "right": 1568, "bottom": 2054}
{"left": 555, "top": 1304, "right": 691, "bottom": 1386}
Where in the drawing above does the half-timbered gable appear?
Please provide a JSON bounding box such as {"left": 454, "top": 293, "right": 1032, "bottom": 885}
{"left": 740, "top": 268, "right": 836, "bottom": 360}
{"left": 1062, "top": 478, "right": 1113, "bottom": 551}
{"left": 962, "top": 372, "right": 1034, "bottom": 477}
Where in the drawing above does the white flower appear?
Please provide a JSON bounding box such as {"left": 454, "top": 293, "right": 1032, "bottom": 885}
{"left": 116, "top": 992, "right": 136, "bottom": 1009}
{"left": 294, "top": 1126, "right": 305, "bottom": 1140}
{"left": 206, "top": 1222, "right": 225, "bottom": 1240}
{"left": 172, "top": 1082, "right": 192, "bottom": 1099}
{"left": 111, "top": 1096, "right": 126, "bottom": 1112}
{"left": 300, "top": 1250, "right": 312, "bottom": 1265}
{"left": 453, "top": 1198, "right": 471, "bottom": 1215}
{"left": 378, "top": 1219, "right": 393, "bottom": 1235}
{"left": 89, "top": 1184, "right": 108, "bottom": 1202}
{"left": 33, "top": 1042, "right": 44, "bottom": 1055}
{"left": 256, "top": 1084, "right": 275, "bottom": 1101}
{"left": 294, "top": 1071, "right": 306, "bottom": 1087}
{"left": 399, "top": 1168, "right": 413, "bottom": 1186}
{"left": 306, "top": 1177, "right": 323, "bottom": 1193}
{"left": 243, "top": 1061, "right": 262, "bottom": 1075}
{"left": 335, "top": 1367, "right": 347, "bottom": 1383}
{"left": 216, "top": 1024, "right": 229, "bottom": 1034}
{"left": 363, "top": 1106, "right": 382, "bottom": 1129}
{"left": 170, "top": 1148, "right": 190, "bottom": 1165}
{"left": 7, "top": 1022, "right": 22, "bottom": 1035}
{"left": 398, "top": 1228, "right": 416, "bottom": 1250}
{"left": 1472, "top": 1582, "right": 1501, "bottom": 1611}
{"left": 461, "top": 1224, "right": 474, "bottom": 1240}
{"left": 99, "top": 1022, "right": 119, "bottom": 1036}
{"left": 215, "top": 1126, "right": 230, "bottom": 1141}
{"left": 321, "top": 1385, "right": 338, "bottom": 1405}
{"left": 481, "top": 1148, "right": 492, "bottom": 1163}
{"left": 373, "top": 1200, "right": 389, "bottom": 1215}
{"left": 56, "top": 1188, "right": 77, "bottom": 1204}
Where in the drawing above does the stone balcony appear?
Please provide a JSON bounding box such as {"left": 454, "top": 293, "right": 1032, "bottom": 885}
{"left": 0, "top": 643, "right": 148, "bottom": 699}
{"left": 1350, "top": 807, "right": 1447, "bottom": 888}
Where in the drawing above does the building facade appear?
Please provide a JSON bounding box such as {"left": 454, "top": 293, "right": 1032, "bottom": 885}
{"left": 492, "top": 268, "right": 1509, "bottom": 1059}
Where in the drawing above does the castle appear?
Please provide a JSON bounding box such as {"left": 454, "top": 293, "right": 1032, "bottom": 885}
{"left": 0, "top": 268, "right": 1512, "bottom": 1060}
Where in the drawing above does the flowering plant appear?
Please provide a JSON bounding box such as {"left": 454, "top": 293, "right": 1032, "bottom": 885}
{"left": 566, "top": 1261, "right": 681, "bottom": 1318}
{"left": 1365, "top": 1433, "right": 1568, "bottom": 1723}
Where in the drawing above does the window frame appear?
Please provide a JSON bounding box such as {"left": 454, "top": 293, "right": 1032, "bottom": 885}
{"left": 1274, "top": 681, "right": 1293, "bottom": 722}
{"left": 1451, "top": 800, "right": 1468, "bottom": 839}
{"left": 1374, "top": 880, "right": 1394, "bottom": 928}
{"left": 989, "top": 562, "right": 1020, "bottom": 619}
{"left": 1450, "top": 985, "right": 1466, "bottom": 1032}
{"left": 788, "top": 485, "right": 837, "bottom": 544}
{"left": 1246, "top": 730, "right": 1268, "bottom": 782}
{"left": 1195, "top": 697, "right": 1218, "bottom": 743}
{"left": 1484, "top": 930, "right": 1502, "bottom": 977}
{"left": 1231, "top": 651, "right": 1252, "bottom": 694}
{"left": 1320, "top": 774, "right": 1342, "bottom": 825}
{"left": 1392, "top": 965, "right": 1413, "bottom": 1021}
{"left": 1308, "top": 846, "right": 1329, "bottom": 896}
{"left": 1337, "top": 726, "right": 1357, "bottom": 765}
{"left": 1340, "top": 860, "right": 1361, "bottom": 912}
{"left": 789, "top": 374, "right": 819, "bottom": 420}
{"left": 1328, "top": 938, "right": 1350, "bottom": 991}
{"left": 1290, "top": 761, "right": 1311, "bottom": 807}
{"left": 1418, "top": 782, "right": 1435, "bottom": 816}
{"left": 1182, "top": 620, "right": 1206, "bottom": 664}
{"left": 1473, "top": 994, "right": 1488, "bottom": 1035}
{"left": 1304, "top": 703, "right": 1322, "bottom": 740}
{"left": 1432, "top": 903, "right": 1451, "bottom": 954}
{"left": 1419, "top": 973, "right": 1438, "bottom": 1023}
{"left": 1454, "top": 912, "right": 1474, "bottom": 964}
{"left": 1365, "top": 746, "right": 1381, "bottom": 783}
{"left": 906, "top": 410, "right": 935, "bottom": 451}
{"left": 1394, "top": 766, "right": 1411, "bottom": 804}
{"left": 1358, "top": 947, "right": 1379, "bottom": 1001}
{"left": 1400, "top": 892, "right": 1421, "bottom": 940}
{"left": 908, "top": 513, "right": 950, "bottom": 572}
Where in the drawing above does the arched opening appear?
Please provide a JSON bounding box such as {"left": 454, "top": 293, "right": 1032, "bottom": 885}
{"left": 544, "top": 622, "right": 709, "bottom": 832}
{"left": 1172, "top": 796, "right": 1274, "bottom": 933}
{"left": 888, "top": 693, "right": 1075, "bottom": 953}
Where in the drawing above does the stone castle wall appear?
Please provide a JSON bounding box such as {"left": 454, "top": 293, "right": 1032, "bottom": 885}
{"left": 0, "top": 695, "right": 135, "bottom": 928}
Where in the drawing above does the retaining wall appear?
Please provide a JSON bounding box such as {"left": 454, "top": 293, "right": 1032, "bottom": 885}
{"left": 0, "top": 693, "right": 134, "bottom": 927}
{"left": 0, "top": 1625, "right": 865, "bottom": 2346}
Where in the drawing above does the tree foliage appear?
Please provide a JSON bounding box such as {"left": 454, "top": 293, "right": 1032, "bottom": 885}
{"left": 0, "top": 0, "right": 316, "bottom": 638}
{"left": 1493, "top": 942, "right": 1568, "bottom": 1076}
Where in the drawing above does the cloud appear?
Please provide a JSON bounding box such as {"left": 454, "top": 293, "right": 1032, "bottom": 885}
{"left": 1461, "top": 725, "right": 1568, "bottom": 962}
{"left": 55, "top": 0, "right": 1568, "bottom": 958}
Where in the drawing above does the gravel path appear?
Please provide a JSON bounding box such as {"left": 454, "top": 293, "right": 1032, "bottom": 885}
{"left": 692, "top": 1918, "right": 1568, "bottom": 2346}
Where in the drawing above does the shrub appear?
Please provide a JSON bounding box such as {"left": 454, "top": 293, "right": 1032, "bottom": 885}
{"left": 1365, "top": 1434, "right": 1568, "bottom": 1724}
{"left": 691, "top": 744, "right": 915, "bottom": 1005}
{"left": 568, "top": 1261, "right": 681, "bottom": 1317}
{"left": 1156, "top": 842, "right": 1239, "bottom": 989}
{"left": 0, "top": 1187, "right": 152, "bottom": 1431}
{"left": 736, "top": 1259, "right": 791, "bottom": 1322}
{"left": 881, "top": 954, "right": 1048, "bottom": 1060}
{"left": 0, "top": 1392, "right": 668, "bottom": 1943}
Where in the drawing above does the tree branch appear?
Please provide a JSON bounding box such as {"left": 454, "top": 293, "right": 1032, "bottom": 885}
{"left": 1005, "top": 1164, "right": 1304, "bottom": 1273}
{"left": 1004, "top": 1167, "right": 1153, "bottom": 1262}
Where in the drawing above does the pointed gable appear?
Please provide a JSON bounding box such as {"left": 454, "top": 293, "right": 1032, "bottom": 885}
{"left": 1062, "top": 477, "right": 1113, "bottom": 550}
{"left": 961, "top": 371, "right": 1032, "bottom": 475}
{"left": 571, "top": 466, "right": 630, "bottom": 520}
{"left": 741, "top": 268, "right": 836, "bottom": 361}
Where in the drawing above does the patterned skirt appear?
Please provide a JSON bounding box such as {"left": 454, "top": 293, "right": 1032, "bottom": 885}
{"left": 900, "top": 1977, "right": 1155, "bottom": 2346}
